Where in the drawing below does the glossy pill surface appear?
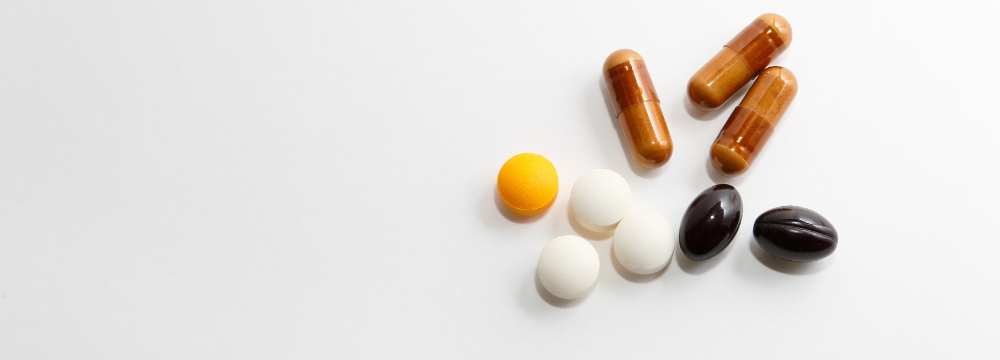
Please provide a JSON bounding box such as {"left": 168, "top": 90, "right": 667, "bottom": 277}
{"left": 711, "top": 66, "right": 797, "bottom": 176}
{"left": 496, "top": 153, "right": 558, "bottom": 216}
{"left": 613, "top": 211, "right": 676, "bottom": 275}
{"left": 537, "top": 235, "right": 600, "bottom": 300}
{"left": 688, "top": 13, "right": 792, "bottom": 110}
{"left": 679, "top": 184, "right": 743, "bottom": 261}
{"left": 753, "top": 206, "right": 838, "bottom": 262}
{"left": 603, "top": 49, "right": 673, "bottom": 168}
{"left": 571, "top": 169, "right": 631, "bottom": 232}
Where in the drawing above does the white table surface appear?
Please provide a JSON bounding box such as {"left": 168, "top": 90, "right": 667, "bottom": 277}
{"left": 2, "top": 1, "right": 998, "bottom": 358}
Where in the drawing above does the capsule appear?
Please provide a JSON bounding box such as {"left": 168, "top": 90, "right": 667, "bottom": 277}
{"left": 603, "top": 49, "right": 673, "bottom": 168}
{"left": 688, "top": 14, "right": 792, "bottom": 111}
{"left": 710, "top": 66, "right": 797, "bottom": 176}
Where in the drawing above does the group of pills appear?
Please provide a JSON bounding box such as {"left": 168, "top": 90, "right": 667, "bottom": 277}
{"left": 606, "top": 13, "right": 796, "bottom": 174}
{"left": 495, "top": 14, "right": 839, "bottom": 301}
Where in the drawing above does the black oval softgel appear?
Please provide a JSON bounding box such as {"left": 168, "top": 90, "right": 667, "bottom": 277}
{"left": 753, "top": 206, "right": 838, "bottom": 262}
{"left": 679, "top": 184, "right": 743, "bottom": 261}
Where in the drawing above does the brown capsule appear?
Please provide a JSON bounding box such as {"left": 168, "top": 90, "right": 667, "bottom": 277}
{"left": 603, "top": 49, "right": 673, "bottom": 168}
{"left": 710, "top": 66, "right": 797, "bottom": 176}
{"left": 688, "top": 14, "right": 792, "bottom": 111}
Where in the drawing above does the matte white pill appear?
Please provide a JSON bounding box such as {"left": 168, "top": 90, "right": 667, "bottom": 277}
{"left": 570, "top": 169, "right": 632, "bottom": 232}
{"left": 537, "top": 235, "right": 600, "bottom": 300}
{"left": 613, "top": 211, "right": 676, "bottom": 275}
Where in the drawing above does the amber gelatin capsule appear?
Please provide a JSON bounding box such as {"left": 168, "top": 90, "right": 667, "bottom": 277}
{"left": 603, "top": 49, "right": 673, "bottom": 168}
{"left": 711, "top": 66, "right": 797, "bottom": 176}
{"left": 688, "top": 13, "right": 792, "bottom": 111}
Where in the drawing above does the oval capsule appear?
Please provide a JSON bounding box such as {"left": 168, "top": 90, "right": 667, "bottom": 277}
{"left": 688, "top": 14, "right": 792, "bottom": 111}
{"left": 603, "top": 49, "right": 673, "bottom": 168}
{"left": 753, "top": 206, "right": 838, "bottom": 262}
{"left": 679, "top": 184, "right": 743, "bottom": 261}
{"left": 710, "top": 66, "right": 797, "bottom": 176}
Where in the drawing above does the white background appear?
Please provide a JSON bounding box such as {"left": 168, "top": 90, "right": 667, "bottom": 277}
{"left": 2, "top": 0, "right": 998, "bottom": 358}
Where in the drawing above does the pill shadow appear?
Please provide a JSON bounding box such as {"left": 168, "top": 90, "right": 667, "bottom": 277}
{"left": 610, "top": 244, "right": 667, "bottom": 283}
{"left": 748, "top": 236, "right": 832, "bottom": 275}
{"left": 534, "top": 270, "right": 586, "bottom": 308}
{"left": 597, "top": 76, "right": 663, "bottom": 179}
{"left": 565, "top": 202, "right": 613, "bottom": 241}
{"left": 674, "top": 239, "right": 731, "bottom": 274}
{"left": 493, "top": 189, "right": 545, "bottom": 224}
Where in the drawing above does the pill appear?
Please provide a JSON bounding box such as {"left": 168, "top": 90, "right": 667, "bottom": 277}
{"left": 613, "top": 211, "right": 675, "bottom": 275}
{"left": 496, "top": 153, "right": 558, "bottom": 216}
{"left": 753, "top": 206, "right": 838, "bottom": 262}
{"left": 603, "top": 49, "right": 673, "bottom": 168}
{"left": 710, "top": 66, "right": 797, "bottom": 176}
{"left": 537, "top": 235, "right": 600, "bottom": 300}
{"left": 570, "top": 169, "right": 631, "bottom": 232}
{"left": 679, "top": 184, "right": 743, "bottom": 261}
{"left": 688, "top": 13, "right": 792, "bottom": 111}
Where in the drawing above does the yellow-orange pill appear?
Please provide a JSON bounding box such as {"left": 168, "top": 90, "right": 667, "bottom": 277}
{"left": 497, "top": 153, "right": 558, "bottom": 216}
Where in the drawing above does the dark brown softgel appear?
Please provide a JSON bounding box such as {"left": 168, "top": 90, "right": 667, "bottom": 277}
{"left": 753, "top": 206, "right": 838, "bottom": 262}
{"left": 679, "top": 184, "right": 743, "bottom": 261}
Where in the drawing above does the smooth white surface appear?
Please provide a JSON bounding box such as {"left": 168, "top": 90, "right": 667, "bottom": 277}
{"left": 613, "top": 211, "right": 675, "bottom": 274}
{"left": 570, "top": 169, "right": 632, "bottom": 232}
{"left": 2, "top": 0, "right": 1000, "bottom": 359}
{"left": 536, "top": 235, "right": 600, "bottom": 300}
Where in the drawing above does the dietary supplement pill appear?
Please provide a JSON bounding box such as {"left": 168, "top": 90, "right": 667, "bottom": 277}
{"left": 570, "top": 169, "right": 632, "bottom": 232}
{"left": 496, "top": 153, "right": 558, "bottom": 216}
{"left": 753, "top": 206, "right": 838, "bottom": 262}
{"left": 613, "top": 211, "right": 676, "bottom": 275}
{"left": 679, "top": 184, "right": 743, "bottom": 261}
{"left": 688, "top": 13, "right": 792, "bottom": 111}
{"left": 710, "top": 66, "right": 797, "bottom": 176}
{"left": 537, "top": 235, "right": 600, "bottom": 300}
{"left": 603, "top": 49, "right": 673, "bottom": 168}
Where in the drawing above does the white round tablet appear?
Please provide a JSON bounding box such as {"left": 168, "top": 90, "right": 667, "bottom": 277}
{"left": 613, "top": 211, "right": 675, "bottom": 275}
{"left": 570, "top": 169, "right": 631, "bottom": 232}
{"left": 537, "top": 235, "right": 600, "bottom": 300}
